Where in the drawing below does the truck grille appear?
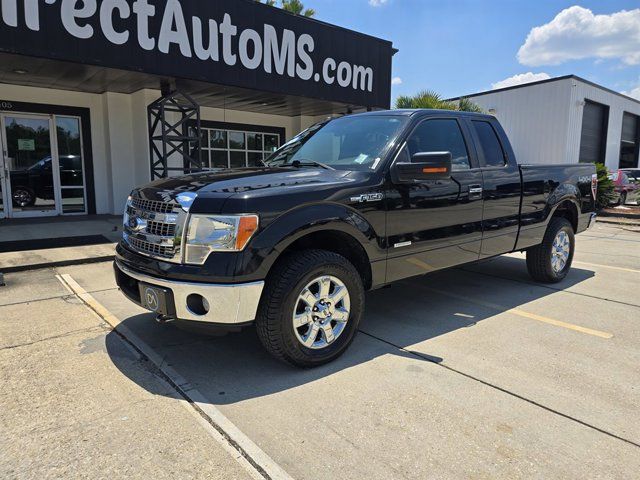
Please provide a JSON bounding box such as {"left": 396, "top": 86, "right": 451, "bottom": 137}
{"left": 130, "top": 196, "right": 176, "bottom": 214}
{"left": 126, "top": 236, "right": 175, "bottom": 259}
{"left": 123, "top": 192, "right": 189, "bottom": 263}
{"left": 146, "top": 220, "right": 176, "bottom": 237}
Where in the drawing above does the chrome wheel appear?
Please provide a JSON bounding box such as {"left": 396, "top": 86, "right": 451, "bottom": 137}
{"left": 551, "top": 230, "right": 571, "bottom": 273}
{"left": 292, "top": 275, "right": 351, "bottom": 350}
{"left": 12, "top": 188, "right": 33, "bottom": 207}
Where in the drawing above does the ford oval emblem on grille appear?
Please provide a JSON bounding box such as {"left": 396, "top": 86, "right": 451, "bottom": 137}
{"left": 128, "top": 215, "right": 147, "bottom": 232}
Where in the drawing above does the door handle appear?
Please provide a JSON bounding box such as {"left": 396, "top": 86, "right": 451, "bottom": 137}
{"left": 469, "top": 185, "right": 483, "bottom": 195}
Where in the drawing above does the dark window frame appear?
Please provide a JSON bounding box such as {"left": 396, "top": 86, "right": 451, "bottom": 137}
{"left": 0, "top": 99, "right": 95, "bottom": 214}
{"left": 579, "top": 99, "right": 610, "bottom": 164}
{"left": 619, "top": 111, "right": 640, "bottom": 169}
{"left": 185, "top": 119, "right": 285, "bottom": 170}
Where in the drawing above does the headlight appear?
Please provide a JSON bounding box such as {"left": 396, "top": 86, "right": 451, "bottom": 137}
{"left": 184, "top": 214, "right": 259, "bottom": 264}
{"left": 123, "top": 195, "right": 132, "bottom": 229}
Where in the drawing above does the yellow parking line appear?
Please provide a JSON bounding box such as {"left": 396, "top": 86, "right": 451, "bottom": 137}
{"left": 55, "top": 273, "right": 294, "bottom": 480}
{"left": 573, "top": 261, "right": 640, "bottom": 275}
{"left": 58, "top": 274, "right": 121, "bottom": 329}
{"left": 418, "top": 286, "right": 613, "bottom": 339}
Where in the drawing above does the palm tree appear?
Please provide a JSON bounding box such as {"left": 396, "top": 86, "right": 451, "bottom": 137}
{"left": 395, "top": 89, "right": 483, "bottom": 113}
{"left": 256, "top": 0, "right": 316, "bottom": 17}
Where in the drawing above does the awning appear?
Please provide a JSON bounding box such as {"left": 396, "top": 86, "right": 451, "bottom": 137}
{"left": 0, "top": 0, "right": 394, "bottom": 115}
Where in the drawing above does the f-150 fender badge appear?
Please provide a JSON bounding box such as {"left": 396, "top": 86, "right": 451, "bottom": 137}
{"left": 350, "top": 193, "right": 384, "bottom": 203}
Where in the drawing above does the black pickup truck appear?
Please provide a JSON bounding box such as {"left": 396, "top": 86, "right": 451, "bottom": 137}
{"left": 115, "top": 110, "right": 597, "bottom": 367}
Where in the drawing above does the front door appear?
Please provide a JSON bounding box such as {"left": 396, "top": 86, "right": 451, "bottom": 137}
{"left": 385, "top": 116, "right": 484, "bottom": 283}
{"left": 0, "top": 114, "right": 61, "bottom": 217}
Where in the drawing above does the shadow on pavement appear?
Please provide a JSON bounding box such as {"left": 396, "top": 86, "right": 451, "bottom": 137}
{"left": 105, "top": 255, "right": 594, "bottom": 405}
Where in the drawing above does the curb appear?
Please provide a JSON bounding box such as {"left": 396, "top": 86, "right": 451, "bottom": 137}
{"left": 1, "top": 255, "right": 115, "bottom": 274}
{"left": 596, "top": 218, "right": 640, "bottom": 227}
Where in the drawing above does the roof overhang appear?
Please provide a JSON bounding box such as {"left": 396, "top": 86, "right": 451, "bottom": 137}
{"left": 0, "top": 0, "right": 394, "bottom": 115}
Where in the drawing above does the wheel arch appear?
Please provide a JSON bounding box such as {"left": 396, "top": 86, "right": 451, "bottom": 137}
{"left": 246, "top": 203, "right": 381, "bottom": 290}
{"left": 273, "top": 229, "right": 373, "bottom": 290}
{"left": 550, "top": 199, "right": 579, "bottom": 232}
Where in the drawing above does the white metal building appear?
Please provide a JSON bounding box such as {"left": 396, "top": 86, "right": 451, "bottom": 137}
{"left": 455, "top": 75, "right": 640, "bottom": 170}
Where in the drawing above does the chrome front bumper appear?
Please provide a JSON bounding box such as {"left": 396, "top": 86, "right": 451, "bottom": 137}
{"left": 114, "top": 260, "right": 264, "bottom": 325}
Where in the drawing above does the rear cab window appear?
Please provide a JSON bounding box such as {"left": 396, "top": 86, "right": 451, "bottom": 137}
{"left": 472, "top": 120, "right": 507, "bottom": 168}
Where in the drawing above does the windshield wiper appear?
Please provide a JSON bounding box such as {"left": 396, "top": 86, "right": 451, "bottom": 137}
{"left": 290, "top": 159, "right": 335, "bottom": 170}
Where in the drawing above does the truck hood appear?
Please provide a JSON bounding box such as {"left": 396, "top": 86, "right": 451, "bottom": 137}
{"left": 136, "top": 167, "right": 370, "bottom": 214}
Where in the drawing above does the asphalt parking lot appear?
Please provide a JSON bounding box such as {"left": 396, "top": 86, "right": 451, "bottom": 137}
{"left": 2, "top": 222, "right": 639, "bottom": 479}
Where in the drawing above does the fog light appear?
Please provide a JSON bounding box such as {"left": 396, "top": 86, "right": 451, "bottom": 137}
{"left": 186, "top": 294, "right": 210, "bottom": 316}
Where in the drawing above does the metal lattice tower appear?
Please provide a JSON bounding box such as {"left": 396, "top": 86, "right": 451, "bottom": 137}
{"left": 148, "top": 90, "right": 202, "bottom": 179}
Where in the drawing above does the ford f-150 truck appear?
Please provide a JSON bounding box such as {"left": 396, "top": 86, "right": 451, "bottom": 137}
{"left": 115, "top": 110, "right": 597, "bottom": 367}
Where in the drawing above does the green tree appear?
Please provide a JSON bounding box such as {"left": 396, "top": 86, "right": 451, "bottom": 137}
{"left": 594, "top": 162, "right": 616, "bottom": 210}
{"left": 256, "top": 0, "right": 316, "bottom": 17}
{"left": 395, "top": 89, "right": 483, "bottom": 113}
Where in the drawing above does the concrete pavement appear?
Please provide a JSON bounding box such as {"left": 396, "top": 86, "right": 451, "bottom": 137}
{"left": 0, "top": 273, "right": 254, "bottom": 479}
{"left": 1, "top": 222, "right": 638, "bottom": 478}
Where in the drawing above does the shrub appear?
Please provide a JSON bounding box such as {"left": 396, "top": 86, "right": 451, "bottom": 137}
{"left": 594, "top": 163, "right": 616, "bottom": 210}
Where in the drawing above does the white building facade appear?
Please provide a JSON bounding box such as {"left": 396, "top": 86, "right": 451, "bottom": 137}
{"left": 0, "top": 0, "right": 394, "bottom": 220}
{"left": 459, "top": 76, "right": 640, "bottom": 170}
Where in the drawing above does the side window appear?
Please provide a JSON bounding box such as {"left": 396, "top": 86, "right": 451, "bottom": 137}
{"left": 472, "top": 120, "right": 506, "bottom": 167}
{"left": 620, "top": 172, "right": 629, "bottom": 185}
{"left": 406, "top": 119, "right": 471, "bottom": 171}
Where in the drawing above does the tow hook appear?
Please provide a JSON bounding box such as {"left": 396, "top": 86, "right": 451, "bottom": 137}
{"left": 155, "top": 314, "right": 176, "bottom": 324}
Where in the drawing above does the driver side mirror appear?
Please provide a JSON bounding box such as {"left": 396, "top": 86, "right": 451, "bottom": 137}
{"left": 391, "top": 151, "right": 452, "bottom": 183}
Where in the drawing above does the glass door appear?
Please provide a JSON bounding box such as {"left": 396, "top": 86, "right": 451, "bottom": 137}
{"left": 0, "top": 150, "right": 6, "bottom": 219}
{"left": 0, "top": 114, "right": 60, "bottom": 217}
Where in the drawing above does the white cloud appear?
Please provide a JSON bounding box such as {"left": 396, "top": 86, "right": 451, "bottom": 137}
{"left": 369, "top": 0, "right": 388, "bottom": 6}
{"left": 391, "top": 76, "right": 402, "bottom": 85}
{"left": 517, "top": 6, "right": 640, "bottom": 66}
{"left": 491, "top": 72, "right": 551, "bottom": 89}
{"left": 622, "top": 82, "right": 640, "bottom": 100}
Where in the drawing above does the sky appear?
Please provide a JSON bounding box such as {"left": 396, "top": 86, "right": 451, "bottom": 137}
{"left": 304, "top": 0, "right": 640, "bottom": 104}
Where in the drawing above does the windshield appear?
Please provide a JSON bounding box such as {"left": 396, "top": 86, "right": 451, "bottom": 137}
{"left": 265, "top": 115, "right": 407, "bottom": 171}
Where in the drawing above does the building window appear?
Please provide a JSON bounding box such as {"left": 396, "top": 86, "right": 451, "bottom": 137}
{"left": 619, "top": 112, "right": 639, "bottom": 169}
{"left": 56, "top": 116, "right": 87, "bottom": 214}
{"left": 196, "top": 126, "right": 282, "bottom": 169}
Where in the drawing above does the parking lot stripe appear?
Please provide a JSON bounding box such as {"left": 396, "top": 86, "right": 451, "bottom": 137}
{"left": 57, "top": 274, "right": 293, "bottom": 480}
{"left": 458, "top": 266, "right": 640, "bottom": 309}
{"left": 417, "top": 285, "right": 613, "bottom": 339}
{"left": 573, "top": 261, "right": 640, "bottom": 274}
{"left": 359, "top": 330, "right": 640, "bottom": 449}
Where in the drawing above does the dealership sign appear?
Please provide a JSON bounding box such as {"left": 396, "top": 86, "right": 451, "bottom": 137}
{"left": 0, "top": 0, "right": 393, "bottom": 108}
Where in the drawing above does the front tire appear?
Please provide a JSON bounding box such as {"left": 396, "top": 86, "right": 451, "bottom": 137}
{"left": 526, "top": 217, "right": 575, "bottom": 283}
{"left": 256, "top": 249, "right": 364, "bottom": 368}
{"left": 12, "top": 187, "right": 35, "bottom": 207}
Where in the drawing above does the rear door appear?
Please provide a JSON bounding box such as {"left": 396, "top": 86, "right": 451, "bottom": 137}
{"left": 385, "top": 115, "right": 484, "bottom": 282}
{"left": 466, "top": 118, "right": 522, "bottom": 258}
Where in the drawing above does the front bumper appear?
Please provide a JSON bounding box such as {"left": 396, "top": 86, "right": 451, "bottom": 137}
{"left": 114, "top": 259, "right": 264, "bottom": 325}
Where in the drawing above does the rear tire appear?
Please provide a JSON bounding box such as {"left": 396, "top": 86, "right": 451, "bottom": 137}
{"left": 255, "top": 249, "right": 364, "bottom": 368}
{"left": 526, "top": 217, "right": 575, "bottom": 283}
